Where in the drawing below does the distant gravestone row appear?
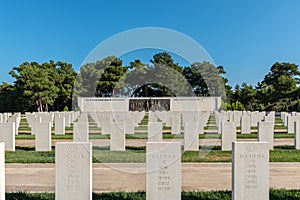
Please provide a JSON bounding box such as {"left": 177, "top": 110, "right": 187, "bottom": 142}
{"left": 2, "top": 110, "right": 300, "bottom": 153}
{"left": 212, "top": 110, "right": 300, "bottom": 151}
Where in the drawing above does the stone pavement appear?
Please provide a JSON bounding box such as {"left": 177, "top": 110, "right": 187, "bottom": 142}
{"left": 6, "top": 162, "right": 300, "bottom": 192}
{"left": 15, "top": 138, "right": 295, "bottom": 147}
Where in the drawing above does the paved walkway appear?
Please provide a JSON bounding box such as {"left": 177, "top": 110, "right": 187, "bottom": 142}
{"left": 5, "top": 162, "right": 300, "bottom": 192}
{"left": 15, "top": 138, "right": 295, "bottom": 147}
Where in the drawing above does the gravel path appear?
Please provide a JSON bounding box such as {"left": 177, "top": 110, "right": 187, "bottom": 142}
{"left": 5, "top": 162, "right": 300, "bottom": 192}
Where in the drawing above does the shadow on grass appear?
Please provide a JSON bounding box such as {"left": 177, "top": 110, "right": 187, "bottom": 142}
{"left": 92, "top": 146, "right": 146, "bottom": 151}
{"left": 274, "top": 145, "right": 295, "bottom": 150}
{"left": 6, "top": 189, "right": 300, "bottom": 200}
{"left": 15, "top": 146, "right": 56, "bottom": 151}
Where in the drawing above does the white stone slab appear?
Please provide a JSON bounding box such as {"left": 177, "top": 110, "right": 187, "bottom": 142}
{"left": 0, "top": 122, "right": 15, "bottom": 151}
{"left": 40, "top": 114, "right": 53, "bottom": 127}
{"left": 7, "top": 115, "right": 19, "bottom": 135}
{"left": 55, "top": 142, "right": 92, "bottom": 200}
{"left": 171, "top": 111, "right": 181, "bottom": 134}
{"left": 124, "top": 117, "right": 134, "bottom": 134}
{"left": 146, "top": 142, "right": 181, "bottom": 200}
{"left": 287, "top": 116, "right": 299, "bottom": 134}
{"left": 148, "top": 122, "right": 163, "bottom": 142}
{"left": 31, "top": 116, "right": 41, "bottom": 135}
{"left": 232, "top": 142, "right": 269, "bottom": 200}
{"left": 55, "top": 116, "right": 65, "bottom": 135}
{"left": 73, "top": 122, "right": 89, "bottom": 142}
{"left": 64, "top": 113, "right": 72, "bottom": 127}
{"left": 0, "top": 143, "right": 4, "bottom": 200}
{"left": 241, "top": 116, "right": 251, "bottom": 134}
{"left": 101, "top": 117, "right": 111, "bottom": 135}
{"left": 250, "top": 113, "right": 261, "bottom": 127}
{"left": 166, "top": 112, "right": 172, "bottom": 127}
{"left": 258, "top": 122, "right": 274, "bottom": 150}
{"left": 184, "top": 122, "right": 199, "bottom": 151}
{"left": 155, "top": 111, "right": 167, "bottom": 124}
{"left": 110, "top": 122, "right": 125, "bottom": 151}
{"left": 295, "top": 121, "right": 300, "bottom": 150}
{"left": 221, "top": 122, "right": 236, "bottom": 151}
{"left": 35, "top": 122, "right": 51, "bottom": 151}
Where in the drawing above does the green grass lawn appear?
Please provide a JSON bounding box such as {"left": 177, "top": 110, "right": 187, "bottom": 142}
{"left": 5, "top": 189, "right": 300, "bottom": 200}
{"left": 14, "top": 132, "right": 295, "bottom": 140}
{"left": 5, "top": 145, "right": 300, "bottom": 163}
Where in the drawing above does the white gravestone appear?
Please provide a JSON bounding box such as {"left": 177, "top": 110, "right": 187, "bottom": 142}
{"left": 171, "top": 112, "right": 181, "bottom": 134}
{"left": 101, "top": 117, "right": 111, "bottom": 135}
{"left": 146, "top": 142, "right": 181, "bottom": 200}
{"left": 287, "top": 116, "right": 299, "bottom": 134}
{"left": 35, "top": 122, "right": 51, "bottom": 151}
{"left": 110, "top": 122, "right": 125, "bottom": 151}
{"left": 0, "top": 122, "right": 15, "bottom": 151}
{"left": 221, "top": 122, "right": 236, "bottom": 151}
{"left": 31, "top": 116, "right": 41, "bottom": 135}
{"left": 232, "top": 142, "right": 269, "bottom": 200}
{"left": 294, "top": 121, "right": 300, "bottom": 150}
{"left": 241, "top": 116, "right": 251, "bottom": 134}
{"left": 55, "top": 142, "right": 92, "bottom": 200}
{"left": 0, "top": 143, "right": 4, "bottom": 200}
{"left": 7, "top": 115, "right": 19, "bottom": 135}
{"left": 55, "top": 116, "right": 65, "bottom": 135}
{"left": 250, "top": 113, "right": 261, "bottom": 127}
{"left": 184, "top": 122, "right": 199, "bottom": 151}
{"left": 148, "top": 122, "right": 163, "bottom": 142}
{"left": 124, "top": 117, "right": 134, "bottom": 134}
{"left": 258, "top": 122, "right": 274, "bottom": 150}
{"left": 73, "top": 122, "right": 89, "bottom": 142}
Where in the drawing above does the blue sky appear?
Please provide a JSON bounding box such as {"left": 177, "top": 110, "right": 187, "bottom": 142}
{"left": 1, "top": 0, "right": 300, "bottom": 86}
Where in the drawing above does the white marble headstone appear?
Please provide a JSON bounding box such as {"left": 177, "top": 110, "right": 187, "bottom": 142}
{"left": 73, "top": 122, "right": 89, "bottom": 142}
{"left": 110, "top": 122, "right": 125, "bottom": 151}
{"left": 148, "top": 122, "right": 162, "bottom": 142}
{"left": 0, "top": 122, "right": 15, "bottom": 151}
{"left": 146, "top": 142, "right": 181, "bottom": 200}
{"left": 221, "top": 122, "right": 236, "bottom": 151}
{"left": 0, "top": 142, "right": 4, "bottom": 200}
{"left": 171, "top": 111, "right": 181, "bottom": 134}
{"left": 184, "top": 122, "right": 199, "bottom": 151}
{"left": 55, "top": 142, "right": 92, "bottom": 200}
{"left": 232, "top": 142, "right": 269, "bottom": 200}
{"left": 35, "top": 122, "right": 51, "bottom": 151}
{"left": 241, "top": 116, "right": 251, "bottom": 134}
{"left": 294, "top": 121, "right": 300, "bottom": 150}
{"left": 258, "top": 122, "right": 274, "bottom": 150}
{"left": 55, "top": 116, "right": 65, "bottom": 135}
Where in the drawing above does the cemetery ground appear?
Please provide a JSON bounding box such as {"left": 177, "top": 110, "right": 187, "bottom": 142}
{"left": 2, "top": 113, "right": 300, "bottom": 199}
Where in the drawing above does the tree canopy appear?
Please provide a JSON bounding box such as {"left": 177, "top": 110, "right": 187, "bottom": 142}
{"left": 1, "top": 52, "right": 300, "bottom": 112}
{"left": 7, "top": 60, "right": 76, "bottom": 112}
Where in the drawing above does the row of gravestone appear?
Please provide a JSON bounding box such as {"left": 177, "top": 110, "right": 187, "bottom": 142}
{"left": 3, "top": 111, "right": 300, "bottom": 152}
{"left": 0, "top": 111, "right": 210, "bottom": 152}
{"left": 217, "top": 111, "right": 300, "bottom": 151}
{"left": 221, "top": 121, "right": 275, "bottom": 150}
{"left": 281, "top": 112, "right": 300, "bottom": 134}
{"left": 89, "top": 111, "right": 211, "bottom": 135}
{"left": 215, "top": 110, "right": 276, "bottom": 134}
{"left": 25, "top": 112, "right": 80, "bottom": 135}
{"left": 0, "top": 141, "right": 269, "bottom": 200}
{"left": 23, "top": 111, "right": 211, "bottom": 137}
{"left": 0, "top": 119, "right": 204, "bottom": 152}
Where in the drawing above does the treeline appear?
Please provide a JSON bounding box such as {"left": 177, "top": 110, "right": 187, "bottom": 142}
{"left": 0, "top": 52, "right": 299, "bottom": 112}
